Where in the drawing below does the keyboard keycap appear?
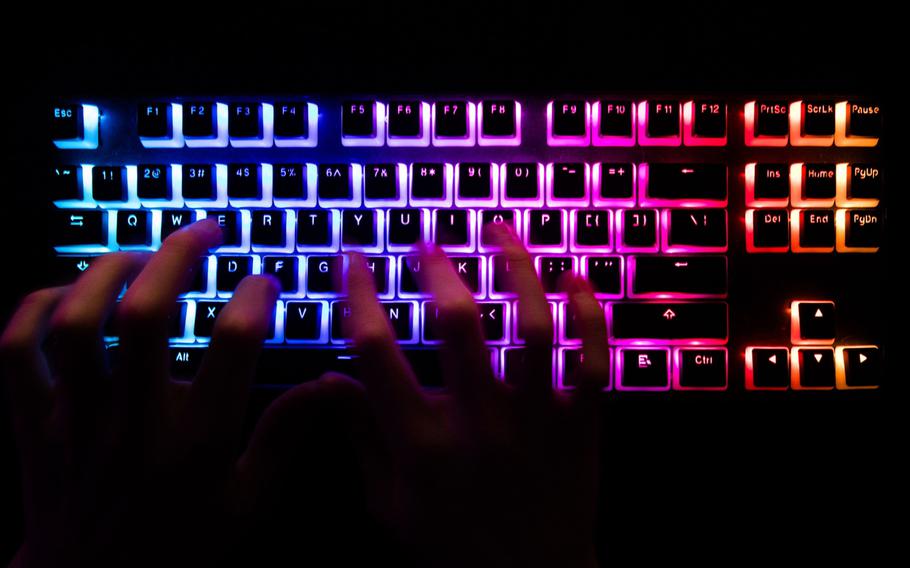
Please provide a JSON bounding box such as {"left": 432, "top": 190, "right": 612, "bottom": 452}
{"left": 182, "top": 165, "right": 216, "bottom": 201}
{"left": 206, "top": 210, "right": 241, "bottom": 247}
{"left": 194, "top": 301, "right": 226, "bottom": 338}
{"left": 364, "top": 164, "right": 400, "bottom": 202}
{"left": 836, "top": 346, "right": 879, "bottom": 389}
{"left": 837, "top": 208, "right": 882, "bottom": 252}
{"left": 342, "top": 210, "right": 378, "bottom": 248}
{"left": 434, "top": 101, "right": 472, "bottom": 141}
{"left": 526, "top": 210, "right": 565, "bottom": 249}
{"left": 216, "top": 256, "right": 252, "bottom": 292}
{"left": 318, "top": 164, "right": 352, "bottom": 201}
{"left": 307, "top": 256, "right": 344, "bottom": 295}
{"left": 674, "top": 348, "right": 727, "bottom": 390}
{"left": 619, "top": 209, "right": 658, "bottom": 251}
{"left": 836, "top": 101, "right": 881, "bottom": 146}
{"left": 138, "top": 102, "right": 172, "bottom": 138}
{"left": 643, "top": 164, "right": 727, "bottom": 205}
{"left": 839, "top": 163, "right": 881, "bottom": 206}
{"left": 572, "top": 210, "right": 611, "bottom": 248}
{"left": 388, "top": 208, "right": 425, "bottom": 248}
{"left": 754, "top": 100, "right": 789, "bottom": 137}
{"left": 456, "top": 163, "right": 493, "bottom": 201}
{"left": 792, "top": 209, "right": 835, "bottom": 252}
{"left": 434, "top": 210, "right": 472, "bottom": 248}
{"left": 50, "top": 103, "right": 83, "bottom": 141}
{"left": 399, "top": 256, "right": 424, "bottom": 295}
{"left": 746, "top": 163, "right": 789, "bottom": 205}
{"left": 800, "top": 100, "right": 835, "bottom": 136}
{"left": 184, "top": 102, "right": 217, "bottom": 138}
{"left": 665, "top": 209, "right": 727, "bottom": 251}
{"left": 53, "top": 210, "right": 107, "bottom": 248}
{"left": 364, "top": 256, "right": 392, "bottom": 296}
{"left": 480, "top": 100, "right": 518, "bottom": 140}
{"left": 273, "top": 164, "right": 307, "bottom": 201}
{"left": 609, "top": 302, "right": 728, "bottom": 344}
{"left": 342, "top": 101, "right": 377, "bottom": 137}
{"left": 644, "top": 100, "right": 680, "bottom": 139}
{"left": 630, "top": 256, "right": 727, "bottom": 298}
{"left": 746, "top": 347, "right": 790, "bottom": 390}
{"left": 618, "top": 348, "right": 670, "bottom": 390}
{"left": 410, "top": 163, "right": 447, "bottom": 202}
{"left": 252, "top": 210, "right": 287, "bottom": 247}
{"left": 297, "top": 210, "right": 335, "bottom": 248}
{"left": 388, "top": 100, "right": 423, "bottom": 138}
{"left": 583, "top": 256, "right": 622, "bottom": 297}
{"left": 227, "top": 163, "right": 261, "bottom": 200}
{"left": 747, "top": 209, "right": 789, "bottom": 252}
{"left": 791, "top": 301, "right": 835, "bottom": 345}
{"left": 795, "top": 163, "right": 836, "bottom": 205}
{"left": 263, "top": 256, "right": 298, "bottom": 293}
{"left": 503, "top": 163, "right": 541, "bottom": 202}
{"left": 537, "top": 256, "right": 575, "bottom": 294}
{"left": 92, "top": 166, "right": 126, "bottom": 201}
{"left": 477, "top": 302, "right": 508, "bottom": 342}
{"left": 285, "top": 301, "right": 326, "bottom": 341}
{"left": 596, "top": 163, "right": 634, "bottom": 203}
{"left": 792, "top": 348, "right": 835, "bottom": 390}
{"left": 550, "top": 163, "right": 587, "bottom": 202}
{"left": 596, "top": 100, "right": 634, "bottom": 138}
{"left": 51, "top": 165, "right": 81, "bottom": 201}
{"left": 479, "top": 209, "right": 517, "bottom": 248}
{"left": 549, "top": 100, "right": 588, "bottom": 138}
{"left": 137, "top": 164, "right": 171, "bottom": 200}
{"left": 274, "top": 102, "right": 309, "bottom": 138}
{"left": 229, "top": 102, "right": 263, "bottom": 138}
{"left": 161, "top": 209, "right": 194, "bottom": 241}
{"left": 115, "top": 210, "right": 151, "bottom": 247}
{"left": 690, "top": 100, "right": 726, "bottom": 139}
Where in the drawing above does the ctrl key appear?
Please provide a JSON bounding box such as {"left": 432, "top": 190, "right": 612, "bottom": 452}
{"left": 836, "top": 346, "right": 880, "bottom": 390}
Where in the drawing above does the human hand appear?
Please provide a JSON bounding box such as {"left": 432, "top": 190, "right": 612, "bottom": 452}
{"left": 344, "top": 223, "right": 608, "bottom": 568}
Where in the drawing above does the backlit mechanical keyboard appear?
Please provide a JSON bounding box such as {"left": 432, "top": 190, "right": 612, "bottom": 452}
{"left": 46, "top": 96, "right": 886, "bottom": 392}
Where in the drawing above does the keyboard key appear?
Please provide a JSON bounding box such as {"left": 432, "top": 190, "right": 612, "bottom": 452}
{"left": 364, "top": 164, "right": 401, "bottom": 202}
{"left": 185, "top": 102, "right": 228, "bottom": 146}
{"left": 182, "top": 165, "right": 216, "bottom": 201}
{"left": 618, "top": 209, "right": 659, "bottom": 251}
{"left": 186, "top": 258, "right": 210, "bottom": 295}
{"left": 194, "top": 301, "right": 226, "bottom": 338}
{"left": 388, "top": 100, "right": 423, "bottom": 138}
{"left": 137, "top": 102, "right": 172, "bottom": 138}
{"left": 502, "top": 163, "right": 542, "bottom": 202}
{"left": 548, "top": 100, "right": 589, "bottom": 145}
{"left": 364, "top": 256, "right": 392, "bottom": 296}
{"left": 746, "top": 163, "right": 789, "bottom": 206}
{"left": 664, "top": 209, "right": 727, "bottom": 252}
{"left": 51, "top": 103, "right": 99, "bottom": 149}
{"left": 687, "top": 100, "right": 727, "bottom": 141}
{"left": 791, "top": 301, "right": 835, "bottom": 345}
{"left": 746, "top": 347, "right": 790, "bottom": 390}
{"left": 170, "top": 346, "right": 204, "bottom": 379}
{"left": 837, "top": 208, "right": 882, "bottom": 253}
{"left": 526, "top": 210, "right": 565, "bottom": 250}
{"left": 273, "top": 164, "right": 307, "bottom": 201}
{"left": 560, "top": 347, "right": 610, "bottom": 389}
{"left": 317, "top": 164, "right": 353, "bottom": 202}
{"left": 410, "top": 163, "right": 448, "bottom": 203}
{"left": 137, "top": 164, "right": 171, "bottom": 200}
{"left": 263, "top": 256, "right": 298, "bottom": 293}
{"left": 51, "top": 165, "right": 81, "bottom": 201}
{"left": 792, "top": 209, "right": 834, "bottom": 252}
{"left": 161, "top": 209, "right": 194, "bottom": 241}
{"left": 379, "top": 302, "right": 416, "bottom": 342}
{"left": 251, "top": 210, "right": 288, "bottom": 248}
{"left": 285, "top": 301, "right": 326, "bottom": 341}
{"left": 297, "top": 210, "right": 336, "bottom": 249}
{"left": 537, "top": 256, "right": 575, "bottom": 294}
{"left": 306, "top": 256, "right": 344, "bottom": 295}
{"left": 838, "top": 163, "right": 881, "bottom": 207}
{"left": 642, "top": 164, "right": 727, "bottom": 205}
{"left": 609, "top": 302, "right": 728, "bottom": 344}
{"left": 456, "top": 162, "right": 494, "bottom": 202}
{"left": 206, "top": 210, "right": 241, "bottom": 247}
{"left": 674, "top": 348, "right": 727, "bottom": 390}
{"left": 798, "top": 100, "right": 835, "bottom": 137}
{"left": 342, "top": 100, "right": 377, "bottom": 137}
{"left": 583, "top": 256, "right": 622, "bottom": 297}
{"left": 630, "top": 256, "right": 727, "bottom": 298}
{"left": 92, "top": 166, "right": 126, "bottom": 202}
{"left": 449, "top": 256, "right": 483, "bottom": 295}
{"left": 617, "top": 348, "right": 670, "bottom": 390}
{"left": 51, "top": 255, "right": 98, "bottom": 284}
{"left": 594, "top": 100, "right": 634, "bottom": 142}
{"left": 479, "top": 100, "right": 519, "bottom": 142}
{"left": 53, "top": 210, "right": 107, "bottom": 249}
{"left": 792, "top": 348, "right": 835, "bottom": 390}
{"left": 477, "top": 302, "right": 508, "bottom": 342}
{"left": 835, "top": 101, "right": 881, "bottom": 146}
{"left": 434, "top": 210, "right": 473, "bottom": 249}
{"left": 643, "top": 100, "right": 680, "bottom": 141}
{"left": 388, "top": 208, "right": 425, "bottom": 248}
{"left": 398, "top": 256, "right": 424, "bottom": 296}
{"left": 572, "top": 210, "right": 611, "bottom": 249}
{"left": 216, "top": 256, "right": 252, "bottom": 292}
{"left": 836, "top": 346, "right": 880, "bottom": 389}
{"left": 227, "top": 163, "right": 261, "bottom": 200}
{"left": 490, "top": 254, "right": 515, "bottom": 297}
{"left": 549, "top": 163, "right": 587, "bottom": 203}
{"left": 229, "top": 102, "right": 263, "bottom": 138}
{"left": 115, "top": 210, "right": 151, "bottom": 247}
{"left": 479, "top": 210, "right": 518, "bottom": 248}
{"left": 746, "top": 209, "right": 789, "bottom": 252}
{"left": 595, "top": 162, "right": 634, "bottom": 203}
{"left": 341, "top": 210, "right": 378, "bottom": 248}
{"left": 433, "top": 101, "right": 474, "bottom": 144}
{"left": 793, "top": 163, "right": 836, "bottom": 206}
{"left": 753, "top": 100, "right": 789, "bottom": 136}
{"left": 274, "top": 102, "right": 309, "bottom": 138}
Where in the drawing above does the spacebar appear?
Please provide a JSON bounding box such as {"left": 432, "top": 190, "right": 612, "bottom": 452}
{"left": 608, "top": 302, "right": 728, "bottom": 344}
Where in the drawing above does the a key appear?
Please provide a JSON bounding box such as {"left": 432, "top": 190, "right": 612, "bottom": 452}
{"left": 116, "top": 210, "right": 151, "bottom": 246}
{"left": 584, "top": 256, "right": 622, "bottom": 296}
{"left": 480, "top": 100, "right": 517, "bottom": 138}
{"left": 754, "top": 100, "right": 789, "bottom": 137}
{"left": 550, "top": 100, "right": 587, "bottom": 137}
{"left": 186, "top": 258, "right": 210, "bottom": 294}
{"left": 646, "top": 100, "right": 680, "bottom": 138}
{"left": 364, "top": 256, "right": 391, "bottom": 296}
{"left": 227, "top": 163, "right": 261, "bottom": 200}
{"left": 50, "top": 103, "right": 83, "bottom": 141}
{"left": 479, "top": 210, "right": 517, "bottom": 247}
{"left": 274, "top": 102, "right": 309, "bottom": 138}
{"left": 503, "top": 163, "right": 541, "bottom": 200}
{"left": 573, "top": 210, "right": 611, "bottom": 248}
{"left": 229, "top": 102, "right": 263, "bottom": 138}
{"left": 675, "top": 348, "right": 727, "bottom": 390}
{"left": 306, "top": 256, "right": 344, "bottom": 294}
{"left": 747, "top": 209, "right": 789, "bottom": 252}
{"left": 537, "top": 256, "right": 575, "bottom": 294}
{"left": 598, "top": 100, "right": 633, "bottom": 137}
{"left": 297, "top": 210, "right": 334, "bottom": 248}
{"left": 644, "top": 164, "right": 727, "bottom": 204}
{"left": 793, "top": 348, "right": 835, "bottom": 390}
{"left": 791, "top": 301, "right": 835, "bottom": 345}
{"left": 54, "top": 210, "right": 106, "bottom": 248}
{"left": 514, "top": 301, "right": 557, "bottom": 344}
{"left": 749, "top": 163, "right": 789, "bottom": 203}
{"left": 388, "top": 208, "right": 424, "bottom": 247}
{"left": 434, "top": 101, "right": 470, "bottom": 138}
{"left": 801, "top": 100, "right": 835, "bottom": 136}
{"left": 551, "top": 163, "right": 586, "bottom": 201}
{"left": 161, "top": 209, "right": 194, "bottom": 241}
{"left": 252, "top": 210, "right": 287, "bottom": 247}
{"left": 836, "top": 346, "right": 880, "bottom": 389}
{"left": 182, "top": 165, "right": 216, "bottom": 200}
{"left": 52, "top": 256, "right": 98, "bottom": 284}
{"left": 92, "top": 166, "right": 126, "bottom": 201}
{"left": 318, "top": 164, "right": 352, "bottom": 201}
{"left": 630, "top": 256, "right": 727, "bottom": 297}
{"left": 168, "top": 302, "right": 189, "bottom": 339}
{"left": 746, "top": 347, "right": 790, "bottom": 390}
{"left": 216, "top": 256, "right": 252, "bottom": 292}
{"left": 388, "top": 100, "right": 423, "bottom": 137}
{"left": 184, "top": 102, "right": 216, "bottom": 138}
{"left": 170, "top": 346, "right": 205, "bottom": 380}
{"left": 491, "top": 254, "right": 514, "bottom": 296}
{"left": 411, "top": 163, "right": 446, "bottom": 201}
{"left": 800, "top": 163, "right": 836, "bottom": 202}
{"left": 206, "top": 210, "right": 241, "bottom": 247}
{"left": 194, "top": 301, "right": 226, "bottom": 337}
{"left": 457, "top": 163, "right": 493, "bottom": 200}
{"left": 839, "top": 208, "right": 882, "bottom": 252}
{"left": 793, "top": 209, "right": 835, "bottom": 252}
{"left": 449, "top": 256, "right": 482, "bottom": 294}
{"left": 342, "top": 101, "right": 376, "bottom": 137}
{"left": 597, "top": 163, "right": 634, "bottom": 201}
{"left": 527, "top": 210, "right": 565, "bottom": 248}
{"left": 666, "top": 209, "right": 727, "bottom": 251}
{"left": 263, "top": 256, "right": 298, "bottom": 293}
{"left": 137, "top": 164, "right": 170, "bottom": 200}
{"left": 434, "top": 210, "right": 471, "bottom": 247}
{"left": 342, "top": 210, "right": 377, "bottom": 247}
{"left": 618, "top": 348, "right": 670, "bottom": 390}
{"left": 285, "top": 301, "right": 325, "bottom": 341}
{"left": 843, "top": 101, "right": 881, "bottom": 139}
{"left": 609, "top": 302, "right": 728, "bottom": 343}
{"left": 137, "top": 102, "right": 172, "bottom": 138}
{"left": 691, "top": 100, "right": 726, "bottom": 138}
{"left": 365, "top": 164, "right": 399, "bottom": 201}
{"left": 619, "top": 209, "right": 658, "bottom": 251}
{"left": 51, "top": 165, "right": 81, "bottom": 201}
{"left": 336, "top": 301, "right": 413, "bottom": 342}
{"left": 843, "top": 163, "right": 882, "bottom": 203}
{"left": 273, "top": 164, "right": 306, "bottom": 200}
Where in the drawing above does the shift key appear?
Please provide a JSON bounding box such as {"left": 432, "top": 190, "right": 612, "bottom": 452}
{"left": 609, "top": 302, "right": 728, "bottom": 344}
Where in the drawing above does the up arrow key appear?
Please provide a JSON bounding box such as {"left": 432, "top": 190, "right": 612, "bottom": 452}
{"left": 792, "top": 301, "right": 836, "bottom": 345}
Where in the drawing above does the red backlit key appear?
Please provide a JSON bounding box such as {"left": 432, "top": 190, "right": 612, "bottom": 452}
{"left": 835, "top": 101, "right": 881, "bottom": 146}
{"left": 790, "top": 301, "right": 835, "bottom": 345}
{"left": 791, "top": 348, "right": 835, "bottom": 390}
{"left": 790, "top": 100, "right": 835, "bottom": 146}
{"left": 745, "top": 100, "right": 788, "bottom": 146}
{"left": 837, "top": 209, "right": 882, "bottom": 253}
{"left": 745, "top": 347, "right": 790, "bottom": 390}
{"left": 745, "top": 163, "right": 789, "bottom": 207}
{"left": 835, "top": 346, "right": 880, "bottom": 389}
{"left": 746, "top": 209, "right": 789, "bottom": 253}
{"left": 684, "top": 100, "right": 726, "bottom": 146}
{"left": 791, "top": 209, "right": 835, "bottom": 252}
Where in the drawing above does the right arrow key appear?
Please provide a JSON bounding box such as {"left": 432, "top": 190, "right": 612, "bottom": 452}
{"left": 791, "top": 301, "right": 836, "bottom": 345}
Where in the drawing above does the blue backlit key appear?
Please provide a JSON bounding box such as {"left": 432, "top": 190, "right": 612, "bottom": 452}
{"left": 182, "top": 164, "right": 217, "bottom": 201}
{"left": 53, "top": 210, "right": 107, "bottom": 249}
{"left": 252, "top": 210, "right": 288, "bottom": 248}
{"left": 115, "top": 210, "right": 151, "bottom": 247}
{"left": 206, "top": 210, "right": 241, "bottom": 247}
{"left": 216, "top": 256, "right": 252, "bottom": 292}
{"left": 184, "top": 102, "right": 228, "bottom": 147}
{"left": 137, "top": 164, "right": 171, "bottom": 200}
{"left": 91, "top": 166, "right": 126, "bottom": 202}
{"left": 342, "top": 101, "right": 385, "bottom": 146}
{"left": 51, "top": 165, "right": 81, "bottom": 201}
{"left": 161, "top": 209, "right": 195, "bottom": 241}
{"left": 227, "top": 163, "right": 261, "bottom": 199}
{"left": 297, "top": 210, "right": 335, "bottom": 249}
{"left": 285, "top": 301, "right": 325, "bottom": 341}
{"left": 51, "top": 103, "right": 99, "bottom": 149}
{"left": 194, "top": 301, "right": 226, "bottom": 338}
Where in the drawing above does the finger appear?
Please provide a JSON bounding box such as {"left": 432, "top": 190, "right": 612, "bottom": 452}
{"left": 484, "top": 223, "right": 554, "bottom": 396}
{"left": 114, "top": 219, "right": 222, "bottom": 425}
{"left": 416, "top": 242, "right": 496, "bottom": 413}
{"left": 186, "top": 275, "right": 280, "bottom": 463}
{"left": 563, "top": 274, "right": 610, "bottom": 402}
{"left": 1, "top": 287, "right": 68, "bottom": 443}
{"left": 344, "top": 252, "right": 430, "bottom": 441}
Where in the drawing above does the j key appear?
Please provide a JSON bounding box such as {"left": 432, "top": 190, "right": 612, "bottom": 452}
{"left": 585, "top": 256, "right": 622, "bottom": 296}
{"left": 749, "top": 348, "right": 790, "bottom": 389}
{"left": 137, "top": 102, "right": 171, "bottom": 138}
{"left": 194, "top": 301, "right": 226, "bottom": 337}
{"left": 552, "top": 163, "right": 586, "bottom": 199}
{"left": 844, "top": 209, "right": 883, "bottom": 249}
{"left": 798, "top": 209, "right": 835, "bottom": 249}
{"left": 411, "top": 163, "right": 446, "bottom": 200}
{"left": 599, "top": 100, "right": 633, "bottom": 137}
{"left": 434, "top": 210, "right": 470, "bottom": 246}
{"left": 632, "top": 256, "right": 727, "bottom": 296}
{"left": 847, "top": 164, "right": 882, "bottom": 201}
{"left": 182, "top": 165, "right": 216, "bottom": 200}
{"left": 342, "top": 210, "right": 377, "bottom": 246}
{"left": 206, "top": 210, "right": 241, "bottom": 247}
{"left": 794, "top": 301, "right": 835, "bottom": 343}
{"left": 574, "top": 210, "right": 611, "bottom": 247}
{"left": 538, "top": 257, "right": 574, "bottom": 293}
{"left": 802, "top": 164, "right": 836, "bottom": 199}
{"left": 263, "top": 256, "right": 298, "bottom": 292}
{"left": 599, "top": 163, "right": 634, "bottom": 200}
{"left": 801, "top": 100, "right": 835, "bottom": 136}
{"left": 481, "top": 100, "right": 516, "bottom": 137}
{"left": 51, "top": 165, "right": 81, "bottom": 201}
{"left": 252, "top": 210, "right": 287, "bottom": 246}
{"left": 318, "top": 164, "right": 351, "bottom": 200}
{"left": 667, "top": 209, "right": 727, "bottom": 249}
{"left": 676, "top": 348, "right": 727, "bottom": 389}
{"left": 435, "top": 101, "right": 469, "bottom": 137}
{"left": 307, "top": 256, "right": 344, "bottom": 294}
{"left": 646, "top": 164, "right": 727, "bottom": 202}
{"left": 365, "top": 164, "right": 398, "bottom": 200}
{"left": 504, "top": 163, "right": 540, "bottom": 199}
{"left": 755, "top": 101, "right": 789, "bottom": 136}
{"left": 846, "top": 101, "right": 882, "bottom": 138}
{"left": 480, "top": 210, "right": 516, "bottom": 246}
{"left": 551, "top": 100, "right": 586, "bottom": 136}
{"left": 273, "top": 164, "right": 306, "bottom": 200}
{"left": 342, "top": 101, "right": 376, "bottom": 137}
{"left": 840, "top": 347, "right": 879, "bottom": 388}
{"left": 285, "top": 301, "right": 324, "bottom": 340}
{"left": 50, "top": 104, "right": 82, "bottom": 140}
{"left": 610, "top": 302, "right": 728, "bottom": 342}
{"left": 389, "top": 209, "right": 423, "bottom": 246}
{"left": 478, "top": 302, "right": 507, "bottom": 341}
{"left": 692, "top": 100, "right": 726, "bottom": 138}
{"left": 228, "top": 164, "right": 261, "bottom": 199}
{"left": 450, "top": 256, "right": 481, "bottom": 294}
{"left": 620, "top": 209, "right": 658, "bottom": 248}
{"left": 216, "top": 256, "right": 252, "bottom": 292}
{"left": 753, "top": 164, "right": 789, "bottom": 199}
{"left": 54, "top": 210, "right": 106, "bottom": 246}
{"left": 796, "top": 348, "right": 835, "bottom": 389}
{"left": 92, "top": 166, "right": 126, "bottom": 201}
{"left": 184, "top": 102, "right": 216, "bottom": 137}
{"left": 388, "top": 101, "right": 422, "bottom": 137}
{"left": 647, "top": 101, "right": 680, "bottom": 137}
{"left": 116, "top": 211, "right": 151, "bottom": 246}
{"left": 363, "top": 256, "right": 391, "bottom": 295}
{"left": 457, "top": 163, "right": 492, "bottom": 199}
{"left": 527, "top": 210, "right": 564, "bottom": 246}
{"left": 274, "top": 102, "right": 308, "bottom": 138}
{"left": 137, "top": 164, "right": 170, "bottom": 200}
{"left": 170, "top": 346, "right": 204, "bottom": 379}
{"left": 751, "top": 209, "right": 789, "bottom": 248}
{"left": 399, "top": 256, "right": 423, "bottom": 294}
{"left": 297, "top": 210, "right": 334, "bottom": 247}
{"left": 620, "top": 349, "right": 669, "bottom": 389}
{"left": 229, "top": 103, "right": 262, "bottom": 138}
{"left": 161, "top": 210, "right": 193, "bottom": 241}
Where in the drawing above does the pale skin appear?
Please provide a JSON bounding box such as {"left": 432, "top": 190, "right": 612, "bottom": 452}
{"left": 1, "top": 218, "right": 608, "bottom": 568}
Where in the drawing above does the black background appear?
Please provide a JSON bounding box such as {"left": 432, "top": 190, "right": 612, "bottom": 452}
{"left": 2, "top": 4, "right": 903, "bottom": 566}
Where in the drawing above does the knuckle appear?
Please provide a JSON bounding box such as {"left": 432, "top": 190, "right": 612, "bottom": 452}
{"left": 353, "top": 323, "right": 394, "bottom": 352}
{"left": 213, "top": 309, "right": 269, "bottom": 343}
{"left": 160, "top": 229, "right": 205, "bottom": 259}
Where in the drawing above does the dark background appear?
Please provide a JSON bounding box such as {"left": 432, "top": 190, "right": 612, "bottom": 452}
{"left": 2, "top": 5, "right": 903, "bottom": 566}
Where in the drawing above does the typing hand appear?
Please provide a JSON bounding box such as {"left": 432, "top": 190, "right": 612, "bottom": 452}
{"left": 344, "top": 223, "right": 607, "bottom": 568}
{"left": 0, "top": 219, "right": 359, "bottom": 568}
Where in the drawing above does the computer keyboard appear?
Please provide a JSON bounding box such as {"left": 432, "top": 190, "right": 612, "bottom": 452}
{"left": 45, "top": 95, "right": 886, "bottom": 392}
